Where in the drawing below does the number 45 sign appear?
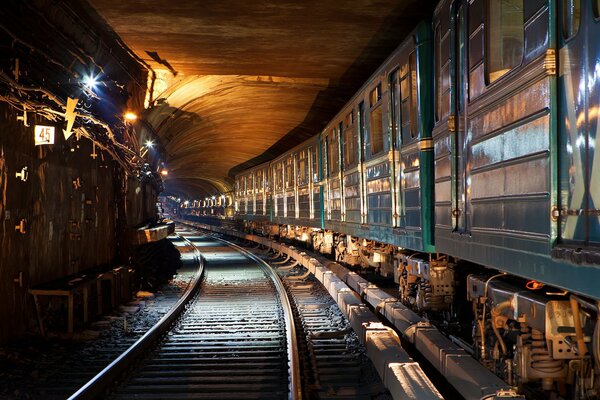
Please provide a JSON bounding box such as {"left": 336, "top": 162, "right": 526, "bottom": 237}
{"left": 34, "top": 125, "right": 55, "bottom": 146}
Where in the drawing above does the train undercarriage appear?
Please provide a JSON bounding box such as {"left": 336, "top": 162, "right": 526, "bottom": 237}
{"left": 246, "top": 220, "right": 600, "bottom": 399}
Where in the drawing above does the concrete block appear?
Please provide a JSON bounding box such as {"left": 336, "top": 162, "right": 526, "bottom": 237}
{"left": 385, "top": 362, "right": 443, "bottom": 400}
{"left": 364, "top": 326, "right": 412, "bottom": 379}
{"left": 337, "top": 290, "right": 362, "bottom": 317}
{"left": 347, "top": 305, "right": 378, "bottom": 344}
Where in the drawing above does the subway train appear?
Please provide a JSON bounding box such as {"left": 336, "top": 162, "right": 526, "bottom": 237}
{"left": 220, "top": 0, "right": 600, "bottom": 397}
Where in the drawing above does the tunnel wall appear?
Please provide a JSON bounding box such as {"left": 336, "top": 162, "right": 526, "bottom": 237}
{"left": 0, "top": 1, "right": 154, "bottom": 342}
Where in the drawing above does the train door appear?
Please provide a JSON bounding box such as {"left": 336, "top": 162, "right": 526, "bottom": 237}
{"left": 452, "top": 0, "right": 470, "bottom": 233}
{"left": 558, "top": 0, "right": 600, "bottom": 246}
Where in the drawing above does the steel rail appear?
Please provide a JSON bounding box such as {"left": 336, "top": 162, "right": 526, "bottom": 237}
{"left": 68, "top": 233, "right": 204, "bottom": 400}
{"left": 206, "top": 233, "right": 302, "bottom": 400}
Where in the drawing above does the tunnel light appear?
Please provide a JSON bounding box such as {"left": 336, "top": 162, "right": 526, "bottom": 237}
{"left": 145, "top": 140, "right": 154, "bottom": 148}
{"left": 211, "top": 196, "right": 216, "bottom": 200}
{"left": 160, "top": 169, "right": 168, "bottom": 176}
{"left": 124, "top": 111, "right": 138, "bottom": 122}
{"left": 83, "top": 74, "right": 98, "bottom": 90}
{"left": 184, "top": 200, "right": 189, "bottom": 206}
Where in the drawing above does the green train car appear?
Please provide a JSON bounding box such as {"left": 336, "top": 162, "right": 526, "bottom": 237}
{"left": 226, "top": 1, "right": 600, "bottom": 396}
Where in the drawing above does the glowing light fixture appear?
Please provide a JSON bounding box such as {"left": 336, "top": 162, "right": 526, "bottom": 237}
{"left": 145, "top": 140, "right": 154, "bottom": 148}
{"left": 160, "top": 169, "right": 168, "bottom": 176}
{"left": 124, "top": 111, "right": 138, "bottom": 122}
{"left": 83, "top": 74, "right": 98, "bottom": 90}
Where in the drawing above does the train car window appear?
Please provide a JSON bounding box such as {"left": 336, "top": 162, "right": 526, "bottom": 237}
{"left": 311, "top": 146, "right": 319, "bottom": 182}
{"left": 563, "top": 0, "right": 581, "bottom": 38}
{"left": 327, "top": 130, "right": 339, "bottom": 175}
{"left": 595, "top": 0, "right": 600, "bottom": 18}
{"left": 389, "top": 69, "right": 400, "bottom": 147}
{"left": 369, "top": 83, "right": 384, "bottom": 154}
{"left": 369, "top": 84, "right": 382, "bottom": 107}
{"left": 343, "top": 111, "right": 357, "bottom": 167}
{"left": 400, "top": 66, "right": 411, "bottom": 143}
{"left": 409, "top": 52, "right": 419, "bottom": 138}
{"left": 285, "top": 157, "right": 294, "bottom": 189}
{"left": 248, "top": 174, "right": 253, "bottom": 194}
{"left": 275, "top": 163, "right": 283, "bottom": 191}
{"left": 345, "top": 111, "right": 354, "bottom": 127}
{"left": 298, "top": 150, "right": 308, "bottom": 186}
{"left": 370, "top": 106, "right": 384, "bottom": 154}
{"left": 434, "top": 24, "right": 442, "bottom": 122}
{"left": 256, "top": 170, "right": 262, "bottom": 193}
{"left": 358, "top": 101, "right": 365, "bottom": 159}
{"left": 486, "top": 0, "right": 524, "bottom": 83}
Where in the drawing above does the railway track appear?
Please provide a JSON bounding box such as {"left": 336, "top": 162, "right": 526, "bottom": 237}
{"left": 269, "top": 258, "right": 390, "bottom": 399}
{"left": 70, "top": 231, "right": 300, "bottom": 400}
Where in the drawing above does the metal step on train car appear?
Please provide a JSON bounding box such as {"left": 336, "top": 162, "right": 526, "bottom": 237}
{"left": 192, "top": 1, "right": 600, "bottom": 398}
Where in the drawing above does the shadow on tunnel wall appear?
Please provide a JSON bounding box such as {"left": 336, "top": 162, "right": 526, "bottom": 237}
{"left": 228, "top": 0, "right": 437, "bottom": 179}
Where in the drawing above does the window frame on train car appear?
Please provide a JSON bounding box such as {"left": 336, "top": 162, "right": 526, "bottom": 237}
{"left": 485, "top": 0, "right": 525, "bottom": 85}
{"left": 248, "top": 173, "right": 254, "bottom": 196}
{"left": 256, "top": 169, "right": 263, "bottom": 194}
{"left": 368, "top": 83, "right": 385, "bottom": 156}
{"left": 389, "top": 68, "right": 401, "bottom": 148}
{"left": 409, "top": 51, "right": 419, "bottom": 138}
{"left": 310, "top": 145, "right": 319, "bottom": 183}
{"left": 562, "top": 0, "right": 581, "bottom": 39}
{"left": 327, "top": 128, "right": 340, "bottom": 176}
{"left": 594, "top": 0, "right": 600, "bottom": 19}
{"left": 297, "top": 148, "right": 309, "bottom": 187}
{"left": 434, "top": 22, "right": 442, "bottom": 123}
{"left": 274, "top": 162, "right": 283, "bottom": 192}
{"left": 285, "top": 155, "right": 294, "bottom": 190}
{"left": 358, "top": 101, "right": 366, "bottom": 160}
{"left": 399, "top": 55, "right": 419, "bottom": 144}
{"left": 343, "top": 110, "right": 358, "bottom": 168}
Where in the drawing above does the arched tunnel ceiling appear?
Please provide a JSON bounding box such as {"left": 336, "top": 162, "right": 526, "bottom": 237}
{"left": 88, "top": 0, "right": 436, "bottom": 199}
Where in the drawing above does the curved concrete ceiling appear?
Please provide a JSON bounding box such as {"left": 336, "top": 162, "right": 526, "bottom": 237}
{"left": 89, "top": 0, "right": 435, "bottom": 199}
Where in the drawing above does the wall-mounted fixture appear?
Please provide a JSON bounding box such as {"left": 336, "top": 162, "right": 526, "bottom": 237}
{"left": 72, "top": 177, "right": 81, "bottom": 189}
{"left": 15, "top": 166, "right": 28, "bottom": 181}
{"left": 13, "top": 272, "right": 23, "bottom": 288}
{"left": 17, "top": 110, "right": 29, "bottom": 127}
{"left": 15, "top": 219, "right": 26, "bottom": 234}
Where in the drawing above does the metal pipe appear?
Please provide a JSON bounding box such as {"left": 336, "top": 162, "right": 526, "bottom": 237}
{"left": 570, "top": 295, "right": 587, "bottom": 358}
{"left": 571, "top": 294, "right": 598, "bottom": 314}
{"left": 491, "top": 299, "right": 513, "bottom": 356}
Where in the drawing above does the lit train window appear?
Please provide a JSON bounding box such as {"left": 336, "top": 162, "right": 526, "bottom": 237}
{"left": 343, "top": 111, "right": 357, "bottom": 167}
{"left": 369, "top": 84, "right": 381, "bottom": 107}
{"left": 248, "top": 174, "right": 253, "bottom": 194}
{"left": 409, "top": 52, "right": 418, "bottom": 138}
{"left": 370, "top": 106, "right": 383, "bottom": 154}
{"left": 344, "top": 111, "right": 353, "bottom": 128}
{"left": 595, "top": 0, "right": 600, "bottom": 18}
{"left": 298, "top": 150, "right": 308, "bottom": 186}
{"left": 563, "top": 0, "right": 580, "bottom": 38}
{"left": 368, "top": 83, "right": 384, "bottom": 154}
{"left": 327, "top": 129, "right": 340, "bottom": 175}
{"left": 275, "top": 164, "right": 283, "bottom": 191}
{"left": 389, "top": 69, "right": 400, "bottom": 147}
{"left": 285, "top": 157, "right": 294, "bottom": 189}
{"left": 486, "top": 0, "right": 524, "bottom": 83}
{"left": 434, "top": 24, "right": 442, "bottom": 122}
{"left": 311, "top": 147, "right": 319, "bottom": 182}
